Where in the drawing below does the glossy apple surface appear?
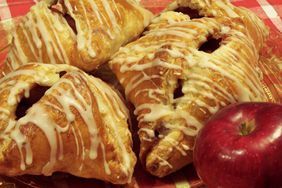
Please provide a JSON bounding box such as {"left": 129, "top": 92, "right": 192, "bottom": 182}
{"left": 193, "top": 102, "right": 282, "bottom": 188}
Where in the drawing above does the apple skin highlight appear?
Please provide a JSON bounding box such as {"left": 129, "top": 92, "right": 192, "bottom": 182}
{"left": 193, "top": 102, "right": 282, "bottom": 188}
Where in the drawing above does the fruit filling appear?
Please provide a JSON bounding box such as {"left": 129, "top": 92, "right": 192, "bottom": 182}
{"left": 199, "top": 37, "right": 222, "bottom": 53}
{"left": 49, "top": 1, "right": 77, "bottom": 34}
{"left": 173, "top": 79, "right": 184, "bottom": 99}
{"left": 16, "top": 85, "right": 50, "bottom": 120}
{"left": 174, "top": 7, "right": 203, "bottom": 19}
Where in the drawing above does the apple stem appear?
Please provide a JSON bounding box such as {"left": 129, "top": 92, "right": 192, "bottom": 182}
{"left": 240, "top": 121, "right": 255, "bottom": 136}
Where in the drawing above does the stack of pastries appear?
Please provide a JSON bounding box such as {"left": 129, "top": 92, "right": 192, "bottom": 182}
{"left": 110, "top": 0, "right": 278, "bottom": 177}
{"left": 0, "top": 0, "right": 280, "bottom": 185}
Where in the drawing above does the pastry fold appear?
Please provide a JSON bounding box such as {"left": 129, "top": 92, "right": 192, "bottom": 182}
{"left": 1, "top": 0, "right": 153, "bottom": 76}
{"left": 109, "top": 0, "right": 273, "bottom": 177}
{"left": 166, "top": 0, "right": 269, "bottom": 50}
{"left": 0, "top": 63, "right": 136, "bottom": 184}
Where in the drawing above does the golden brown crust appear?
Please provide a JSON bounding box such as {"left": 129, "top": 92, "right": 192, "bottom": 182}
{"left": 0, "top": 63, "right": 136, "bottom": 184}
{"left": 1, "top": 0, "right": 153, "bottom": 77}
{"left": 109, "top": 1, "right": 273, "bottom": 177}
{"left": 166, "top": 0, "right": 269, "bottom": 50}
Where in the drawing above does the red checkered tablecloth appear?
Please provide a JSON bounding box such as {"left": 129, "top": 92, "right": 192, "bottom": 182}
{"left": 0, "top": 0, "right": 281, "bottom": 188}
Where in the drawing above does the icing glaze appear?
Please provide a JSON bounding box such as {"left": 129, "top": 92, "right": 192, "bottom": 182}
{"left": 0, "top": 64, "right": 132, "bottom": 179}
{"left": 4, "top": 0, "right": 152, "bottom": 73}
{"left": 110, "top": 10, "right": 269, "bottom": 170}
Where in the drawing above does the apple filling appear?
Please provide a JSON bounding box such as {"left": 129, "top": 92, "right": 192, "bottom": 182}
{"left": 49, "top": 1, "right": 77, "bottom": 35}
{"left": 174, "top": 7, "right": 203, "bottom": 19}
{"left": 15, "top": 85, "right": 50, "bottom": 120}
{"left": 173, "top": 79, "right": 184, "bottom": 100}
{"left": 199, "top": 37, "right": 222, "bottom": 53}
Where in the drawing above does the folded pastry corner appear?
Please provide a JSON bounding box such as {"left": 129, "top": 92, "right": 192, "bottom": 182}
{"left": 1, "top": 0, "right": 153, "bottom": 77}
{"left": 109, "top": 0, "right": 275, "bottom": 177}
{"left": 0, "top": 63, "right": 136, "bottom": 184}
{"left": 166, "top": 0, "right": 269, "bottom": 50}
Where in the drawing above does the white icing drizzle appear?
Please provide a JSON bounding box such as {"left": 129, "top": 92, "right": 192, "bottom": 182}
{"left": 182, "top": 73, "right": 236, "bottom": 103}
{"left": 88, "top": 76, "right": 132, "bottom": 175}
{"left": 146, "top": 27, "right": 195, "bottom": 39}
{"left": 12, "top": 31, "right": 28, "bottom": 65}
{"left": 181, "top": 144, "right": 191, "bottom": 151}
{"left": 5, "top": 0, "right": 150, "bottom": 72}
{"left": 0, "top": 107, "right": 10, "bottom": 116}
{"left": 124, "top": 73, "right": 161, "bottom": 97}
{"left": 110, "top": 11, "right": 269, "bottom": 160}
{"left": 135, "top": 104, "right": 171, "bottom": 122}
{"left": 25, "top": 15, "right": 42, "bottom": 49}
{"left": 64, "top": 0, "right": 123, "bottom": 50}
{"left": 15, "top": 104, "right": 62, "bottom": 174}
{"left": 155, "top": 155, "right": 173, "bottom": 169}
{"left": 19, "top": 22, "right": 37, "bottom": 60}
{"left": 45, "top": 10, "right": 71, "bottom": 64}
{"left": 112, "top": 0, "right": 121, "bottom": 18}
{"left": 77, "top": 125, "right": 86, "bottom": 171}
{"left": 87, "top": 0, "right": 114, "bottom": 39}
{"left": 46, "top": 73, "right": 101, "bottom": 162}
{"left": 87, "top": 0, "right": 103, "bottom": 25}
{"left": 214, "top": 1, "right": 239, "bottom": 18}
{"left": 135, "top": 88, "right": 165, "bottom": 102}
{"left": 31, "top": 4, "right": 61, "bottom": 64}
{"left": 101, "top": 143, "right": 111, "bottom": 175}
{"left": 139, "top": 128, "right": 155, "bottom": 140}
{"left": 0, "top": 64, "right": 71, "bottom": 173}
{"left": 0, "top": 64, "right": 74, "bottom": 86}
{"left": 165, "top": 137, "right": 187, "bottom": 156}
{"left": 121, "top": 58, "right": 181, "bottom": 73}
{"left": 71, "top": 126, "right": 80, "bottom": 157}
{"left": 6, "top": 1, "right": 73, "bottom": 69}
{"left": 101, "top": 0, "right": 119, "bottom": 31}
{"left": 8, "top": 81, "right": 30, "bottom": 106}
{"left": 0, "top": 64, "right": 132, "bottom": 178}
{"left": 78, "top": 0, "right": 97, "bottom": 57}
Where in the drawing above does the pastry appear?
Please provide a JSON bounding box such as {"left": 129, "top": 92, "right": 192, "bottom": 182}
{"left": 109, "top": 0, "right": 274, "bottom": 177}
{"left": 0, "top": 0, "right": 153, "bottom": 77}
{"left": 0, "top": 63, "right": 136, "bottom": 184}
{"left": 166, "top": 0, "right": 269, "bottom": 51}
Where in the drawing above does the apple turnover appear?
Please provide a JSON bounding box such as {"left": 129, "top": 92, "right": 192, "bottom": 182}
{"left": 0, "top": 63, "right": 136, "bottom": 184}
{"left": 109, "top": 1, "right": 274, "bottom": 177}
{"left": 0, "top": 0, "right": 153, "bottom": 77}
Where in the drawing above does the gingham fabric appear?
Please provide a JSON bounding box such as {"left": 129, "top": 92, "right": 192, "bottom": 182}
{"left": 1, "top": 0, "right": 282, "bottom": 30}
{"left": 0, "top": 0, "right": 281, "bottom": 188}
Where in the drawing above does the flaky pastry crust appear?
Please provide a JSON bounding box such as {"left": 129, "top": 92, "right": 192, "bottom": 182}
{"left": 110, "top": 0, "right": 274, "bottom": 177}
{"left": 0, "top": 63, "right": 136, "bottom": 184}
{"left": 1, "top": 0, "right": 153, "bottom": 76}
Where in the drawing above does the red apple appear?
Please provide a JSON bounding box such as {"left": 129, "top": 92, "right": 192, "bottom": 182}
{"left": 193, "top": 102, "right": 282, "bottom": 188}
